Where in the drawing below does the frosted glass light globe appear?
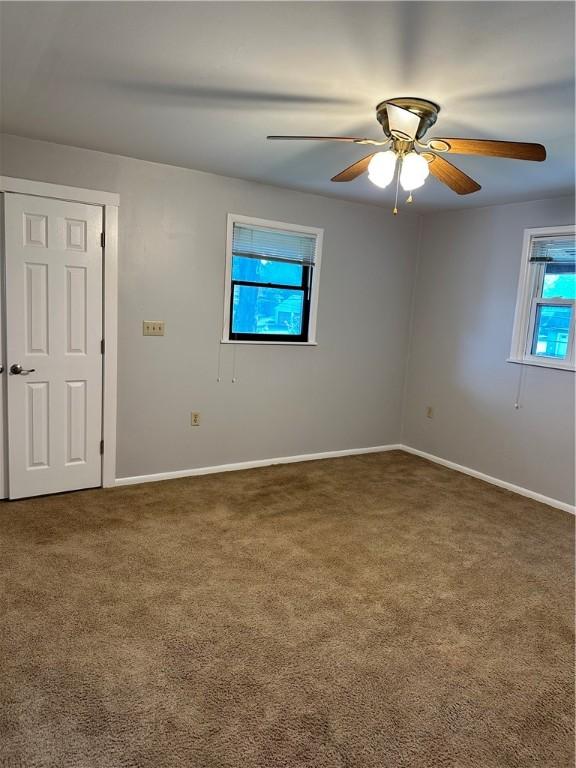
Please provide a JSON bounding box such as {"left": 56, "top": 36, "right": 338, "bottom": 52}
{"left": 399, "top": 152, "right": 430, "bottom": 191}
{"left": 367, "top": 151, "right": 397, "bottom": 189}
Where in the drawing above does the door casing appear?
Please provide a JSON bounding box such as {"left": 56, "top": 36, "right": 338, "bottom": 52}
{"left": 0, "top": 176, "right": 119, "bottom": 497}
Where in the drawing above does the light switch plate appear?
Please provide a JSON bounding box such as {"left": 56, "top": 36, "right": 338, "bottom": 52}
{"left": 143, "top": 320, "right": 165, "bottom": 336}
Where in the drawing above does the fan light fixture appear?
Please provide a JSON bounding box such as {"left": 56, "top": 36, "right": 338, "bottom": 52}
{"left": 399, "top": 152, "right": 430, "bottom": 191}
{"left": 367, "top": 151, "right": 397, "bottom": 188}
{"left": 367, "top": 149, "right": 430, "bottom": 194}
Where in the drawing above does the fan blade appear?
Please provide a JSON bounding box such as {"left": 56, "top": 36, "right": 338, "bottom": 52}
{"left": 429, "top": 138, "right": 546, "bottom": 161}
{"left": 267, "top": 135, "right": 387, "bottom": 146}
{"left": 331, "top": 153, "right": 377, "bottom": 182}
{"left": 422, "top": 153, "right": 481, "bottom": 195}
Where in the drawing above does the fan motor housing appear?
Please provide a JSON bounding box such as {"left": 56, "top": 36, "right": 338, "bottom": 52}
{"left": 376, "top": 97, "right": 440, "bottom": 141}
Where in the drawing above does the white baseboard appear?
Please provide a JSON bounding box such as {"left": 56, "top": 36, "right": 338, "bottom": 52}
{"left": 114, "top": 442, "right": 575, "bottom": 515}
{"left": 400, "top": 445, "right": 575, "bottom": 515}
{"left": 114, "top": 444, "right": 403, "bottom": 487}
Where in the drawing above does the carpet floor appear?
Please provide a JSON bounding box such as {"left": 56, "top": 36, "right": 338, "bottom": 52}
{"left": 0, "top": 451, "right": 573, "bottom": 768}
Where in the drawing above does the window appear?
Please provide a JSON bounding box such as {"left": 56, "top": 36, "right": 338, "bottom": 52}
{"left": 223, "top": 214, "right": 322, "bottom": 344}
{"left": 510, "top": 226, "right": 576, "bottom": 370}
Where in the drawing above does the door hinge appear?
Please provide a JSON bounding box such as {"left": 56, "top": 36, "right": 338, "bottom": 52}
{"left": 100, "top": 440, "right": 104, "bottom": 455}
{"left": 100, "top": 339, "right": 105, "bottom": 354}
{"left": 100, "top": 231, "right": 105, "bottom": 249}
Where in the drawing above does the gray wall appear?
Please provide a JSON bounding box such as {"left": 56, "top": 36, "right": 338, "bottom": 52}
{"left": 0, "top": 134, "right": 420, "bottom": 478}
{"left": 403, "top": 196, "right": 575, "bottom": 505}
{"left": 1, "top": 134, "right": 574, "bottom": 505}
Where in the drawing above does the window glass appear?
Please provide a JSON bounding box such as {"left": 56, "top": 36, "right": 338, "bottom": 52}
{"left": 531, "top": 304, "right": 572, "bottom": 359}
{"left": 542, "top": 263, "right": 576, "bottom": 299}
{"left": 232, "top": 255, "right": 303, "bottom": 287}
{"left": 231, "top": 285, "right": 304, "bottom": 335}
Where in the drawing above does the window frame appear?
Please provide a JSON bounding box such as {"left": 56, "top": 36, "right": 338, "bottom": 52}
{"left": 222, "top": 213, "right": 323, "bottom": 345}
{"left": 509, "top": 225, "right": 576, "bottom": 371}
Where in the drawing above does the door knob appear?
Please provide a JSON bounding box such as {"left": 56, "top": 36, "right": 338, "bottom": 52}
{"left": 9, "top": 364, "right": 36, "bottom": 376}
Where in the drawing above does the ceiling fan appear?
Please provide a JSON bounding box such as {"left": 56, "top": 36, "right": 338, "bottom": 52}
{"left": 268, "top": 97, "right": 546, "bottom": 213}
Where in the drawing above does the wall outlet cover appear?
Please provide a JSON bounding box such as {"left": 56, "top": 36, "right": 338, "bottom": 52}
{"left": 143, "top": 321, "right": 165, "bottom": 336}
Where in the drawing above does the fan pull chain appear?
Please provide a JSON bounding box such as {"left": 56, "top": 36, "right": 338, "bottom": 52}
{"left": 393, "top": 162, "right": 401, "bottom": 215}
{"left": 406, "top": 193, "right": 413, "bottom": 204}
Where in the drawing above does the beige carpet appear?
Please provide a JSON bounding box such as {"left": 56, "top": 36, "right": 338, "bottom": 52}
{"left": 0, "top": 450, "right": 573, "bottom": 767}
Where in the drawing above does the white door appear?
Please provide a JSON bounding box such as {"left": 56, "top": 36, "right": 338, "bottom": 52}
{"left": 4, "top": 193, "right": 103, "bottom": 499}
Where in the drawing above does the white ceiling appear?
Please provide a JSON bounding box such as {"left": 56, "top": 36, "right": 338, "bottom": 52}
{"left": 1, "top": 1, "right": 574, "bottom": 210}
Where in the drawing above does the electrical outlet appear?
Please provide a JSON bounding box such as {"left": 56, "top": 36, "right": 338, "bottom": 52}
{"left": 143, "top": 321, "right": 165, "bottom": 336}
{"left": 191, "top": 412, "right": 201, "bottom": 427}
{"left": 426, "top": 406, "right": 434, "bottom": 419}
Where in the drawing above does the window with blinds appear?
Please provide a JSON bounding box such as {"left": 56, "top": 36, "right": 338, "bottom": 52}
{"left": 223, "top": 215, "right": 323, "bottom": 343}
{"left": 510, "top": 227, "right": 575, "bottom": 369}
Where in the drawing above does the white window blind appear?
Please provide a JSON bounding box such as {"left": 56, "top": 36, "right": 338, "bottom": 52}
{"left": 529, "top": 236, "right": 576, "bottom": 273}
{"left": 232, "top": 223, "right": 317, "bottom": 266}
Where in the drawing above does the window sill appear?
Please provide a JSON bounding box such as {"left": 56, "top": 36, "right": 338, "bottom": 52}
{"left": 221, "top": 339, "right": 317, "bottom": 346}
{"left": 220, "top": 339, "right": 318, "bottom": 347}
{"left": 507, "top": 357, "right": 575, "bottom": 372}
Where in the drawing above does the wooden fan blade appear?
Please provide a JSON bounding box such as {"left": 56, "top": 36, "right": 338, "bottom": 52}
{"left": 422, "top": 153, "right": 481, "bottom": 195}
{"left": 331, "top": 153, "right": 377, "bottom": 182}
{"left": 430, "top": 138, "right": 546, "bottom": 161}
{"left": 267, "top": 135, "right": 387, "bottom": 146}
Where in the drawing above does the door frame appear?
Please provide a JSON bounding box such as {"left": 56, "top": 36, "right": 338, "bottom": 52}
{"left": 0, "top": 176, "right": 119, "bottom": 495}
